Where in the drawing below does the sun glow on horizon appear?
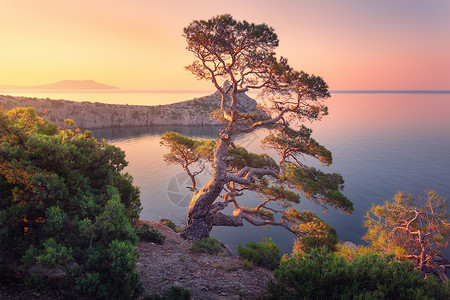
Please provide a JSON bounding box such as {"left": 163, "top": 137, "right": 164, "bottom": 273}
{"left": 1, "top": 0, "right": 449, "bottom": 91}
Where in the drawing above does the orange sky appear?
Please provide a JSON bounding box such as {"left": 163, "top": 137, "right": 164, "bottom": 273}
{"left": 1, "top": 0, "right": 449, "bottom": 90}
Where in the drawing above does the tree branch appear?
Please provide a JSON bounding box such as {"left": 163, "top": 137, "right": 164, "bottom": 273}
{"left": 241, "top": 213, "right": 296, "bottom": 234}
{"left": 226, "top": 167, "right": 279, "bottom": 184}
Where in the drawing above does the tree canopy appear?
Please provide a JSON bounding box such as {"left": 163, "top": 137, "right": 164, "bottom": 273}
{"left": 161, "top": 14, "right": 352, "bottom": 243}
{"left": 364, "top": 190, "right": 450, "bottom": 282}
{"left": 0, "top": 107, "right": 143, "bottom": 298}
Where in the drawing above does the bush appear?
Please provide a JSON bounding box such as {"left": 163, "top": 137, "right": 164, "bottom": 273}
{"left": 160, "top": 218, "right": 182, "bottom": 233}
{"left": 237, "top": 237, "right": 280, "bottom": 270}
{"left": 190, "top": 237, "right": 224, "bottom": 255}
{"left": 291, "top": 212, "right": 339, "bottom": 254}
{"left": 267, "top": 248, "right": 450, "bottom": 299}
{"left": 67, "top": 240, "right": 143, "bottom": 299}
{"left": 24, "top": 274, "right": 44, "bottom": 293}
{"left": 136, "top": 223, "right": 166, "bottom": 244}
{"left": 144, "top": 286, "right": 191, "bottom": 300}
{"left": 0, "top": 107, "right": 143, "bottom": 299}
{"left": 241, "top": 259, "right": 254, "bottom": 270}
{"left": 334, "top": 243, "right": 375, "bottom": 262}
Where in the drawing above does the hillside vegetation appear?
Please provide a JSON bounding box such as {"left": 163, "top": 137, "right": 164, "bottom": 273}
{"left": 0, "top": 90, "right": 260, "bottom": 129}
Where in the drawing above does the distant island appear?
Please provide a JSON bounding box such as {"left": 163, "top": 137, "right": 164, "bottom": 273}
{"left": 0, "top": 80, "right": 119, "bottom": 90}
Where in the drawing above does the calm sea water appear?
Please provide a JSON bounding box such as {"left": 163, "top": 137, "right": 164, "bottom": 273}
{"left": 10, "top": 90, "right": 448, "bottom": 256}
{"left": 85, "top": 92, "right": 450, "bottom": 257}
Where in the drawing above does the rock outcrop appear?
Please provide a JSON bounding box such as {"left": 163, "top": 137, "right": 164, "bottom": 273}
{"left": 0, "top": 91, "right": 261, "bottom": 129}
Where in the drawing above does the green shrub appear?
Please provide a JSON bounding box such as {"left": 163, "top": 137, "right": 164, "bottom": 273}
{"left": 334, "top": 243, "right": 375, "bottom": 262}
{"left": 0, "top": 107, "right": 143, "bottom": 299}
{"left": 237, "top": 237, "right": 280, "bottom": 270}
{"left": 267, "top": 248, "right": 450, "bottom": 300}
{"left": 67, "top": 240, "right": 143, "bottom": 299}
{"left": 136, "top": 223, "right": 166, "bottom": 244}
{"left": 24, "top": 274, "right": 44, "bottom": 293}
{"left": 224, "top": 264, "right": 240, "bottom": 272}
{"left": 160, "top": 218, "right": 182, "bottom": 233}
{"left": 144, "top": 286, "right": 191, "bottom": 300}
{"left": 190, "top": 237, "right": 224, "bottom": 255}
{"left": 292, "top": 220, "right": 338, "bottom": 254}
{"left": 241, "top": 259, "right": 254, "bottom": 270}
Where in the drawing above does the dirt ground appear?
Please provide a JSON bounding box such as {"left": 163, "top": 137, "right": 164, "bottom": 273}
{"left": 136, "top": 221, "right": 274, "bottom": 299}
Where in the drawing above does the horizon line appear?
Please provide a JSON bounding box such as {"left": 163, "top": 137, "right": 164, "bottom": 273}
{"left": 330, "top": 90, "right": 450, "bottom": 94}
{"left": 1, "top": 88, "right": 450, "bottom": 94}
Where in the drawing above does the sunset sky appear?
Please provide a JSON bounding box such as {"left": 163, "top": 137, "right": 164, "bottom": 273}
{"left": 1, "top": 0, "right": 449, "bottom": 91}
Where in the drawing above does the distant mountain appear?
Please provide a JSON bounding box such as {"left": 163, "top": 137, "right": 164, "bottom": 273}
{"left": 0, "top": 80, "right": 119, "bottom": 90}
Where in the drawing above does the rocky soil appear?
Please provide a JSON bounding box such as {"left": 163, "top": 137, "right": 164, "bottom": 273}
{"left": 136, "top": 222, "right": 273, "bottom": 299}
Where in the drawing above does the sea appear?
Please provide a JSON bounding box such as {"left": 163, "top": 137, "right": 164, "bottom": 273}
{"left": 3, "top": 89, "right": 450, "bottom": 257}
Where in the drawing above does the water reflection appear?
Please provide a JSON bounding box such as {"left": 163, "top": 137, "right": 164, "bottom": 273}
{"left": 91, "top": 125, "right": 222, "bottom": 141}
{"left": 89, "top": 93, "right": 450, "bottom": 256}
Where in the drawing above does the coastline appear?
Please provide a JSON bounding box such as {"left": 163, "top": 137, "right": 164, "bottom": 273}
{"left": 0, "top": 91, "right": 260, "bottom": 129}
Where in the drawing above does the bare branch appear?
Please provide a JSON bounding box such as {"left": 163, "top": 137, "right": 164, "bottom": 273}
{"left": 242, "top": 213, "right": 296, "bottom": 234}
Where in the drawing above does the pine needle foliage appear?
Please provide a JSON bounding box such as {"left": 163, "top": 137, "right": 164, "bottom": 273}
{"left": 237, "top": 237, "right": 281, "bottom": 270}
{"left": 267, "top": 248, "right": 449, "bottom": 299}
{"left": 0, "top": 107, "right": 143, "bottom": 299}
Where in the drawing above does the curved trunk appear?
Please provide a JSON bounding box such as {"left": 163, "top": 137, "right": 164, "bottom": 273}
{"left": 180, "top": 176, "right": 225, "bottom": 240}
{"left": 180, "top": 86, "right": 241, "bottom": 240}
{"left": 180, "top": 215, "right": 214, "bottom": 240}
{"left": 180, "top": 131, "right": 232, "bottom": 240}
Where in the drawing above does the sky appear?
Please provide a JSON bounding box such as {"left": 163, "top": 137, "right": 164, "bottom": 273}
{"left": 1, "top": 0, "right": 449, "bottom": 91}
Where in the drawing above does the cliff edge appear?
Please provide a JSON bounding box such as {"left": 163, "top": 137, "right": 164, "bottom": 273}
{"left": 0, "top": 91, "right": 261, "bottom": 129}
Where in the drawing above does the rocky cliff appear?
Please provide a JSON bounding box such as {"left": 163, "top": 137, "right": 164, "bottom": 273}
{"left": 0, "top": 91, "right": 261, "bottom": 129}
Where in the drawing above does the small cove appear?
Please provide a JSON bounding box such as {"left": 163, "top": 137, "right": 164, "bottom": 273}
{"left": 84, "top": 92, "right": 449, "bottom": 257}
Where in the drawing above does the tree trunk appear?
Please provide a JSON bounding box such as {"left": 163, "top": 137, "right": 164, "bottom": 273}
{"left": 180, "top": 215, "right": 213, "bottom": 240}
{"left": 180, "top": 130, "right": 232, "bottom": 240}
{"left": 180, "top": 177, "right": 225, "bottom": 240}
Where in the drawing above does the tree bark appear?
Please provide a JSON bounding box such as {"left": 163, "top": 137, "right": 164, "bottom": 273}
{"left": 180, "top": 129, "right": 232, "bottom": 240}
{"left": 180, "top": 215, "right": 214, "bottom": 240}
